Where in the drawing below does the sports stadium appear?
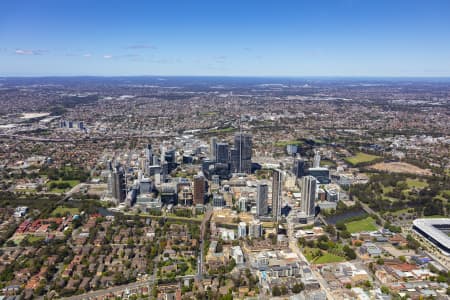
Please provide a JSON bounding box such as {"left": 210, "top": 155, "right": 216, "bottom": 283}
{"left": 412, "top": 218, "right": 450, "bottom": 256}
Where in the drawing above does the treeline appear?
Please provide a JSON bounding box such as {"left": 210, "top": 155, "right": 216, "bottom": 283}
{"left": 41, "top": 166, "right": 90, "bottom": 182}
{"left": 349, "top": 173, "right": 449, "bottom": 217}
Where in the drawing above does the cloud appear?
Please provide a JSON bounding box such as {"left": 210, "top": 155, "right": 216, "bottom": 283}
{"left": 83, "top": 53, "right": 92, "bottom": 57}
{"left": 126, "top": 44, "right": 156, "bottom": 50}
{"left": 103, "top": 55, "right": 113, "bottom": 59}
{"left": 15, "top": 49, "right": 47, "bottom": 55}
{"left": 213, "top": 55, "right": 227, "bottom": 63}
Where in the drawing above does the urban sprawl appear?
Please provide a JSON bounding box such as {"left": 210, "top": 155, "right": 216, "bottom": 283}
{"left": 0, "top": 77, "right": 449, "bottom": 300}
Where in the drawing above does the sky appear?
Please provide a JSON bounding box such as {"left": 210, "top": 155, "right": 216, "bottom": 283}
{"left": 1, "top": 0, "right": 450, "bottom": 77}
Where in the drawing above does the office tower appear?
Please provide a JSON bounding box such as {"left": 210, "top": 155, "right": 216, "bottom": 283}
{"left": 145, "top": 144, "right": 153, "bottom": 162}
{"left": 238, "top": 222, "right": 247, "bottom": 238}
{"left": 301, "top": 176, "right": 317, "bottom": 217}
{"left": 234, "top": 133, "right": 252, "bottom": 173}
{"left": 193, "top": 175, "right": 206, "bottom": 205}
{"left": 160, "top": 183, "right": 177, "bottom": 204}
{"left": 272, "top": 169, "right": 282, "bottom": 222}
{"left": 139, "top": 178, "right": 152, "bottom": 194}
{"left": 213, "top": 193, "right": 225, "bottom": 208}
{"left": 180, "top": 186, "right": 193, "bottom": 206}
{"left": 293, "top": 158, "right": 306, "bottom": 178}
{"left": 249, "top": 220, "right": 263, "bottom": 238}
{"left": 111, "top": 165, "right": 126, "bottom": 204}
{"left": 286, "top": 144, "right": 298, "bottom": 156}
{"left": 216, "top": 142, "right": 229, "bottom": 164}
{"left": 229, "top": 148, "right": 239, "bottom": 173}
{"left": 211, "top": 175, "right": 220, "bottom": 185}
{"left": 256, "top": 183, "right": 269, "bottom": 217}
{"left": 238, "top": 197, "right": 247, "bottom": 212}
{"left": 210, "top": 137, "right": 218, "bottom": 161}
{"left": 313, "top": 150, "right": 321, "bottom": 168}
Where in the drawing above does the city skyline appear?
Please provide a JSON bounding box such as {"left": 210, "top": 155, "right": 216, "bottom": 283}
{"left": 1, "top": 0, "right": 450, "bottom": 77}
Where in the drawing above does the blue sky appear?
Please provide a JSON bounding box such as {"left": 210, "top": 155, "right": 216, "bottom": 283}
{"left": 1, "top": 0, "right": 450, "bottom": 76}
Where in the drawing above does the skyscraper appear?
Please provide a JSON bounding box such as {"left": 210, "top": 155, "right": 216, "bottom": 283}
{"left": 193, "top": 175, "right": 206, "bottom": 205}
{"left": 313, "top": 150, "right": 321, "bottom": 168}
{"left": 256, "top": 183, "right": 269, "bottom": 217}
{"left": 301, "top": 175, "right": 317, "bottom": 218}
{"left": 293, "top": 158, "right": 306, "bottom": 178}
{"left": 238, "top": 222, "right": 247, "bottom": 238}
{"left": 111, "top": 165, "right": 126, "bottom": 204}
{"left": 145, "top": 144, "right": 153, "bottom": 162}
{"left": 272, "top": 169, "right": 282, "bottom": 222}
{"left": 234, "top": 133, "right": 252, "bottom": 173}
{"left": 216, "top": 142, "right": 229, "bottom": 164}
{"left": 210, "top": 137, "right": 218, "bottom": 161}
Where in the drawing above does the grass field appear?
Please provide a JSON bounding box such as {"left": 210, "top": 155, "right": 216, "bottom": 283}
{"left": 404, "top": 178, "right": 428, "bottom": 189}
{"left": 209, "top": 127, "right": 235, "bottom": 133}
{"left": 314, "top": 253, "right": 346, "bottom": 264}
{"left": 345, "top": 216, "right": 377, "bottom": 233}
{"left": 51, "top": 206, "right": 80, "bottom": 216}
{"left": 46, "top": 179, "right": 79, "bottom": 193}
{"left": 303, "top": 247, "right": 346, "bottom": 264}
{"left": 27, "top": 236, "right": 45, "bottom": 243}
{"left": 274, "top": 140, "right": 303, "bottom": 147}
{"left": 345, "top": 152, "right": 381, "bottom": 166}
{"left": 320, "top": 160, "right": 336, "bottom": 167}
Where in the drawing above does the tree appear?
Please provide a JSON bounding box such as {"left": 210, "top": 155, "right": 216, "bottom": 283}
{"left": 272, "top": 286, "right": 281, "bottom": 297}
{"left": 381, "top": 286, "right": 390, "bottom": 295}
{"left": 292, "top": 282, "right": 305, "bottom": 294}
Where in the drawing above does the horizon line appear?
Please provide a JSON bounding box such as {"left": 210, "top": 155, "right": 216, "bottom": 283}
{"left": 2, "top": 74, "right": 450, "bottom": 79}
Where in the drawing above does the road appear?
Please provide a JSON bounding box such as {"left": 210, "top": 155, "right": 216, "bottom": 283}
{"left": 61, "top": 275, "right": 196, "bottom": 300}
{"left": 286, "top": 216, "right": 335, "bottom": 300}
{"left": 197, "top": 205, "right": 213, "bottom": 281}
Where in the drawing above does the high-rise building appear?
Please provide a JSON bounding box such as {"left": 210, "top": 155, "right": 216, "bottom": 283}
{"left": 293, "top": 158, "right": 306, "bottom": 178}
{"left": 234, "top": 133, "right": 252, "bottom": 173}
{"left": 272, "top": 169, "right": 283, "bottom": 222}
{"left": 145, "top": 144, "right": 153, "bottom": 162}
{"left": 213, "top": 193, "right": 225, "bottom": 208}
{"left": 216, "top": 142, "right": 229, "bottom": 164}
{"left": 193, "top": 175, "right": 206, "bottom": 205}
{"left": 256, "top": 183, "right": 269, "bottom": 217}
{"left": 313, "top": 150, "right": 321, "bottom": 168}
{"left": 111, "top": 165, "right": 126, "bottom": 204}
{"left": 229, "top": 148, "right": 239, "bottom": 173}
{"left": 301, "top": 176, "right": 317, "bottom": 218}
{"left": 249, "top": 220, "right": 263, "bottom": 238}
{"left": 210, "top": 137, "right": 218, "bottom": 161}
{"left": 238, "top": 222, "right": 247, "bottom": 238}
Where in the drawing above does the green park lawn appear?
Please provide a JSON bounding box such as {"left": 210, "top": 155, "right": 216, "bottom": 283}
{"left": 51, "top": 206, "right": 80, "bottom": 217}
{"left": 209, "top": 127, "right": 235, "bottom": 133}
{"left": 314, "top": 253, "right": 346, "bottom": 264}
{"left": 303, "top": 247, "right": 346, "bottom": 264}
{"left": 404, "top": 178, "right": 428, "bottom": 189}
{"left": 345, "top": 152, "right": 381, "bottom": 166}
{"left": 46, "top": 179, "right": 79, "bottom": 193}
{"left": 345, "top": 216, "right": 378, "bottom": 233}
{"left": 274, "top": 140, "right": 303, "bottom": 147}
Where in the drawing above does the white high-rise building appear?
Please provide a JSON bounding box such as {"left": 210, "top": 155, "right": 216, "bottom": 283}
{"left": 301, "top": 175, "right": 317, "bottom": 218}
{"left": 249, "top": 220, "right": 263, "bottom": 238}
{"left": 238, "top": 222, "right": 247, "bottom": 238}
{"left": 313, "top": 150, "right": 321, "bottom": 168}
